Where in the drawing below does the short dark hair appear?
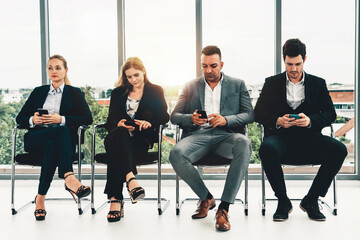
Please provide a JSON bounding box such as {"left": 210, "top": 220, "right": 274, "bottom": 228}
{"left": 201, "top": 45, "right": 222, "bottom": 59}
{"left": 283, "top": 38, "right": 306, "bottom": 60}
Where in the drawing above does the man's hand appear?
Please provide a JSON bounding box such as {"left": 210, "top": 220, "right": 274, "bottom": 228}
{"left": 32, "top": 112, "right": 43, "bottom": 125}
{"left": 276, "top": 114, "right": 296, "bottom": 128}
{"left": 191, "top": 110, "right": 207, "bottom": 126}
{"left": 294, "top": 113, "right": 311, "bottom": 127}
{"left": 208, "top": 113, "right": 227, "bottom": 128}
{"left": 41, "top": 113, "right": 62, "bottom": 125}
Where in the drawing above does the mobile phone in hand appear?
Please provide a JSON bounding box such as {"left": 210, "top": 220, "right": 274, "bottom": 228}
{"left": 289, "top": 114, "right": 300, "bottom": 119}
{"left": 37, "top": 108, "right": 49, "bottom": 116}
{"left": 197, "top": 110, "right": 208, "bottom": 119}
{"left": 124, "top": 120, "right": 137, "bottom": 127}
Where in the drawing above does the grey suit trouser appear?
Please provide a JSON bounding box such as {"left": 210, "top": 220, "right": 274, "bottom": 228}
{"left": 169, "top": 128, "right": 251, "bottom": 204}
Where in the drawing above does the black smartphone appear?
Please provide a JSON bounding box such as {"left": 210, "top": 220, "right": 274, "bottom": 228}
{"left": 289, "top": 114, "right": 300, "bottom": 119}
{"left": 197, "top": 110, "right": 208, "bottom": 119}
{"left": 124, "top": 120, "right": 137, "bottom": 127}
{"left": 37, "top": 108, "right": 49, "bottom": 116}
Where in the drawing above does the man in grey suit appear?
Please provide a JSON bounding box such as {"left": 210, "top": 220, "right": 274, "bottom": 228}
{"left": 170, "top": 45, "right": 254, "bottom": 231}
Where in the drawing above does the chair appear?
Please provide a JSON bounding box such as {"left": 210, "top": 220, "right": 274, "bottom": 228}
{"left": 175, "top": 125, "right": 249, "bottom": 216}
{"left": 11, "top": 124, "right": 90, "bottom": 215}
{"left": 259, "top": 124, "right": 338, "bottom": 216}
{"left": 90, "top": 124, "right": 170, "bottom": 215}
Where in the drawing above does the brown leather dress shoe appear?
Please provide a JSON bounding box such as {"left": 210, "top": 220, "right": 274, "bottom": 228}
{"left": 191, "top": 197, "right": 216, "bottom": 219}
{"left": 215, "top": 209, "right": 231, "bottom": 231}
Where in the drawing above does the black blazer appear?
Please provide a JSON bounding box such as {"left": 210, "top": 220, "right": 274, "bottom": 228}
{"left": 105, "top": 83, "right": 169, "bottom": 143}
{"left": 16, "top": 84, "right": 93, "bottom": 146}
{"left": 254, "top": 72, "right": 336, "bottom": 137}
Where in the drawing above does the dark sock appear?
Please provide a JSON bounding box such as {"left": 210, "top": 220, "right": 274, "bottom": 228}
{"left": 305, "top": 194, "right": 318, "bottom": 202}
{"left": 206, "top": 191, "right": 213, "bottom": 200}
{"left": 218, "top": 201, "right": 230, "bottom": 212}
{"left": 278, "top": 195, "right": 290, "bottom": 203}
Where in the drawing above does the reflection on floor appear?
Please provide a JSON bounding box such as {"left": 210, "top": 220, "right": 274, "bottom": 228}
{"left": 1, "top": 179, "right": 360, "bottom": 240}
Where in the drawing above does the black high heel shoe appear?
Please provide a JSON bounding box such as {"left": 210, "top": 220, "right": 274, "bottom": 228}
{"left": 126, "top": 177, "right": 145, "bottom": 204}
{"left": 107, "top": 200, "right": 124, "bottom": 223}
{"left": 64, "top": 173, "right": 91, "bottom": 203}
{"left": 34, "top": 195, "right": 46, "bottom": 221}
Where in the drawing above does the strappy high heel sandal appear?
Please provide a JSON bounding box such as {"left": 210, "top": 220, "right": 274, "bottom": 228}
{"left": 34, "top": 195, "right": 47, "bottom": 221}
{"left": 64, "top": 173, "right": 91, "bottom": 203}
{"left": 126, "top": 177, "right": 145, "bottom": 204}
{"left": 107, "top": 200, "right": 124, "bottom": 223}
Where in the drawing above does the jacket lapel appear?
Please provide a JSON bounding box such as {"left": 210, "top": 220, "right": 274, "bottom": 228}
{"left": 220, "top": 75, "right": 229, "bottom": 111}
{"left": 135, "top": 84, "right": 148, "bottom": 119}
{"left": 59, "top": 85, "right": 69, "bottom": 114}
{"left": 198, "top": 79, "right": 205, "bottom": 110}
{"left": 280, "top": 72, "right": 287, "bottom": 106}
{"left": 304, "top": 72, "right": 311, "bottom": 103}
{"left": 39, "top": 86, "right": 50, "bottom": 107}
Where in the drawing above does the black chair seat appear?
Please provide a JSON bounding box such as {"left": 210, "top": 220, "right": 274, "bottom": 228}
{"left": 15, "top": 152, "right": 84, "bottom": 166}
{"left": 193, "top": 154, "right": 232, "bottom": 166}
{"left": 94, "top": 152, "right": 158, "bottom": 166}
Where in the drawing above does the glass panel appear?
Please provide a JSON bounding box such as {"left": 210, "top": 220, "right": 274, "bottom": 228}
{"left": 283, "top": 0, "right": 356, "bottom": 173}
{"left": 0, "top": 0, "right": 41, "bottom": 165}
{"left": 124, "top": 0, "right": 196, "bottom": 87}
{"left": 49, "top": 0, "right": 118, "bottom": 89}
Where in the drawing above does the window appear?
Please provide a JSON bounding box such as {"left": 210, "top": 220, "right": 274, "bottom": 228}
{"left": 124, "top": 0, "right": 196, "bottom": 87}
{"left": 49, "top": 0, "right": 118, "bottom": 89}
{"left": 0, "top": 0, "right": 41, "bottom": 89}
{"left": 203, "top": 0, "right": 275, "bottom": 86}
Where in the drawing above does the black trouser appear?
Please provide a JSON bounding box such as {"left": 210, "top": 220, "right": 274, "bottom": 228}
{"left": 24, "top": 126, "right": 74, "bottom": 195}
{"left": 104, "top": 127, "right": 149, "bottom": 200}
{"left": 259, "top": 134, "right": 347, "bottom": 199}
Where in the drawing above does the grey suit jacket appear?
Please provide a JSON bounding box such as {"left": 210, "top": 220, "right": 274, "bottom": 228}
{"left": 171, "top": 73, "right": 254, "bottom": 138}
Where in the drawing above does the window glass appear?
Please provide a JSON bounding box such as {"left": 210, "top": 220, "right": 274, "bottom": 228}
{"left": 49, "top": 0, "right": 118, "bottom": 89}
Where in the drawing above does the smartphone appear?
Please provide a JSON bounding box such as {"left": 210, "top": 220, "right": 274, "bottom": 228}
{"left": 197, "top": 110, "right": 208, "bottom": 119}
{"left": 124, "top": 120, "right": 137, "bottom": 127}
{"left": 289, "top": 114, "right": 300, "bottom": 119}
{"left": 37, "top": 108, "right": 49, "bottom": 116}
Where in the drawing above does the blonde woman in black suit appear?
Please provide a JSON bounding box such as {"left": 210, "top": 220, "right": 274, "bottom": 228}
{"left": 16, "top": 55, "right": 93, "bottom": 220}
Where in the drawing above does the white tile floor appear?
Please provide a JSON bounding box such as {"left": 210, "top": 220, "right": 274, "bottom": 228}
{"left": 1, "top": 179, "right": 360, "bottom": 240}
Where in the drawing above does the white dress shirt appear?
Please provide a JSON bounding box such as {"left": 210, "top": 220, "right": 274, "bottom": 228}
{"left": 29, "top": 83, "right": 66, "bottom": 127}
{"left": 286, "top": 71, "right": 305, "bottom": 110}
{"left": 202, "top": 74, "right": 223, "bottom": 127}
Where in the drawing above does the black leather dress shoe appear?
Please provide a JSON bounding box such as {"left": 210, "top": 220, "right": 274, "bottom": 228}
{"left": 273, "top": 198, "right": 293, "bottom": 222}
{"left": 300, "top": 196, "right": 326, "bottom": 221}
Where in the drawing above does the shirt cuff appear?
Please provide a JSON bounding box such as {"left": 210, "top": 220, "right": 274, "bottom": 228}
{"left": 60, "top": 116, "right": 66, "bottom": 126}
{"left": 29, "top": 117, "right": 35, "bottom": 128}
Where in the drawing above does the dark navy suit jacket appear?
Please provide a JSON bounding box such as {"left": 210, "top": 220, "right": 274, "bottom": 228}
{"left": 254, "top": 72, "right": 336, "bottom": 137}
{"left": 16, "top": 84, "right": 93, "bottom": 149}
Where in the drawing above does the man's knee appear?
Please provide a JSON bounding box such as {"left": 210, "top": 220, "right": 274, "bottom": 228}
{"left": 169, "top": 145, "right": 186, "bottom": 165}
{"left": 259, "top": 140, "right": 280, "bottom": 162}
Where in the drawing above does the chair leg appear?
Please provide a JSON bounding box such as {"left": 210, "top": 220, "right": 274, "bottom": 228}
{"left": 244, "top": 170, "right": 249, "bottom": 216}
{"left": 176, "top": 174, "right": 181, "bottom": 215}
{"left": 332, "top": 176, "right": 337, "bottom": 215}
{"left": 261, "top": 166, "right": 266, "bottom": 216}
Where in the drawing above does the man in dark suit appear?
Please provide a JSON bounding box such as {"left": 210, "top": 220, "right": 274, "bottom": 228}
{"left": 254, "top": 38, "right": 347, "bottom": 222}
{"left": 170, "top": 45, "right": 254, "bottom": 231}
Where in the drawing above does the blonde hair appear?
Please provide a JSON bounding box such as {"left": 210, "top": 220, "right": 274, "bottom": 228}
{"left": 115, "top": 57, "right": 150, "bottom": 93}
{"left": 48, "top": 54, "right": 71, "bottom": 85}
